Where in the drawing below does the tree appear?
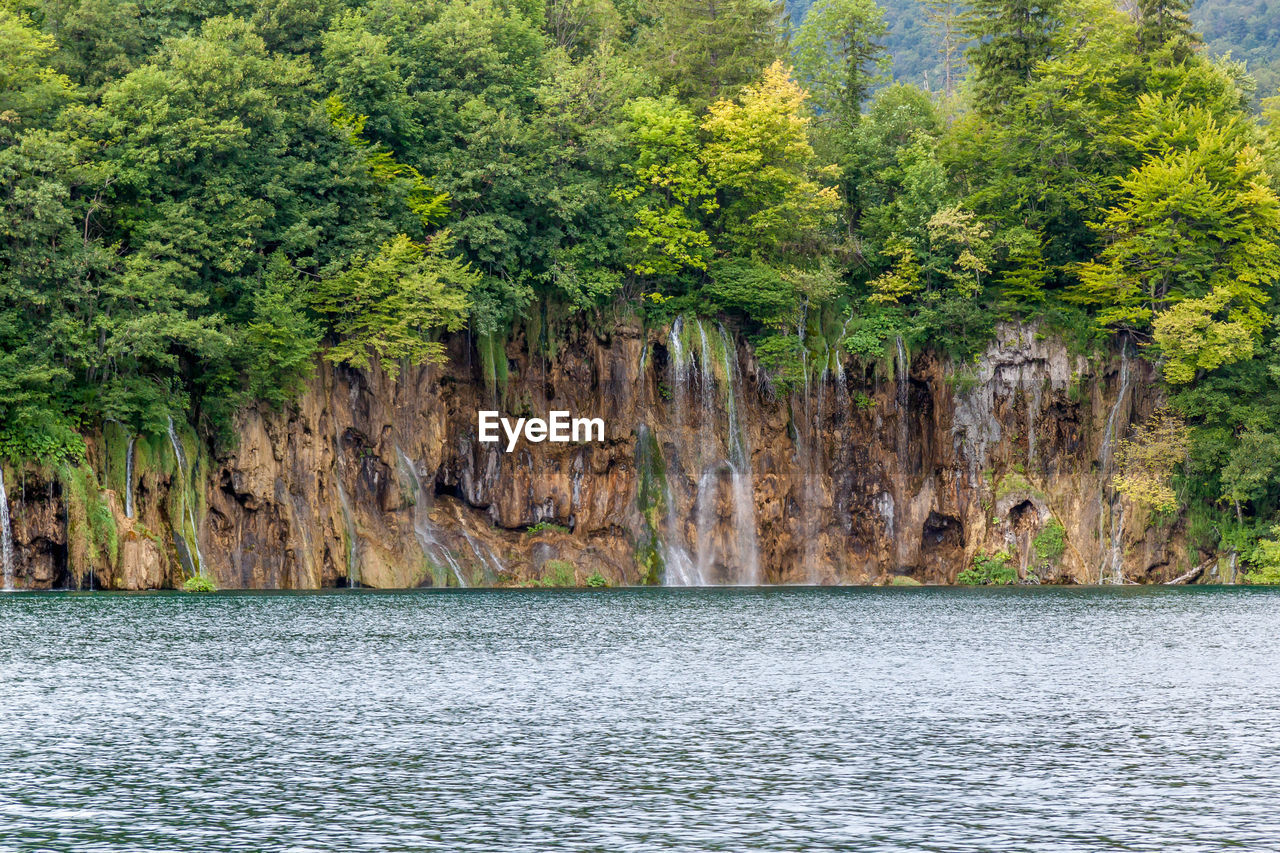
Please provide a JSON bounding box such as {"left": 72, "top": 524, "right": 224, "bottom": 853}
{"left": 241, "top": 254, "right": 322, "bottom": 409}
{"left": 310, "top": 233, "right": 474, "bottom": 380}
{"left": 1071, "top": 108, "right": 1280, "bottom": 383}
{"left": 636, "top": 0, "right": 785, "bottom": 106}
{"left": 792, "top": 0, "right": 888, "bottom": 127}
{"left": 613, "top": 95, "right": 716, "bottom": 277}
{"left": 1114, "top": 407, "right": 1190, "bottom": 511}
{"left": 0, "top": 7, "right": 74, "bottom": 139}
{"left": 1136, "top": 0, "right": 1199, "bottom": 63}
{"left": 962, "top": 0, "right": 1065, "bottom": 114}
{"left": 922, "top": 0, "right": 967, "bottom": 98}
{"left": 700, "top": 61, "right": 840, "bottom": 259}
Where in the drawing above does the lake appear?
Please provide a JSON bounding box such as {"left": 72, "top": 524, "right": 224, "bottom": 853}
{"left": 2, "top": 586, "right": 1278, "bottom": 851}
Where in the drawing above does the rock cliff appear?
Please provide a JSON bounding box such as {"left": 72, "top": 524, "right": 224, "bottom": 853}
{"left": 0, "top": 318, "right": 1195, "bottom": 589}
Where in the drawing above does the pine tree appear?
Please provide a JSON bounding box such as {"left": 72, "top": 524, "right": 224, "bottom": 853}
{"left": 793, "top": 0, "right": 888, "bottom": 126}
{"left": 1135, "top": 0, "right": 1200, "bottom": 63}
{"left": 637, "top": 0, "right": 786, "bottom": 106}
{"left": 962, "top": 0, "right": 1064, "bottom": 113}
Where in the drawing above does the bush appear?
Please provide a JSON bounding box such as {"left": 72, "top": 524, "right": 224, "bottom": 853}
{"left": 1244, "top": 526, "right": 1280, "bottom": 584}
{"left": 182, "top": 574, "right": 217, "bottom": 592}
{"left": 701, "top": 259, "right": 794, "bottom": 322}
{"left": 539, "top": 559, "right": 576, "bottom": 587}
{"left": 1033, "top": 520, "right": 1066, "bottom": 565}
{"left": 754, "top": 333, "right": 806, "bottom": 393}
{"left": 526, "top": 520, "right": 569, "bottom": 536}
{"left": 957, "top": 550, "right": 1017, "bottom": 585}
{"left": 584, "top": 571, "right": 610, "bottom": 588}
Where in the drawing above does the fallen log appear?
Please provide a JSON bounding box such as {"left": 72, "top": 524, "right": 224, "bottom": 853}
{"left": 1164, "top": 562, "right": 1208, "bottom": 585}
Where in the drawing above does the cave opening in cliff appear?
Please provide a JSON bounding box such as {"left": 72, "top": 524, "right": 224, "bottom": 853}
{"left": 433, "top": 477, "right": 461, "bottom": 501}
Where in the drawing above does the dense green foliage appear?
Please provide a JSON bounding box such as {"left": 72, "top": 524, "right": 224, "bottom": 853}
{"left": 957, "top": 549, "right": 1018, "bottom": 585}
{"left": 2, "top": 0, "right": 1280, "bottom": 577}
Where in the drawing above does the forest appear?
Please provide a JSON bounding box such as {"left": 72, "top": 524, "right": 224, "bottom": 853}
{"left": 2, "top": 0, "right": 1280, "bottom": 578}
{"left": 787, "top": 0, "right": 1280, "bottom": 103}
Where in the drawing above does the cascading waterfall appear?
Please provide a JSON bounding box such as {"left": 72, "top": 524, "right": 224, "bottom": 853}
{"left": 124, "top": 435, "right": 137, "bottom": 519}
{"left": 661, "top": 318, "right": 703, "bottom": 585}
{"left": 334, "top": 478, "right": 360, "bottom": 587}
{"left": 1, "top": 468, "right": 15, "bottom": 590}
{"left": 166, "top": 416, "right": 204, "bottom": 576}
{"left": 1099, "top": 341, "right": 1133, "bottom": 584}
{"left": 657, "top": 317, "right": 760, "bottom": 585}
{"left": 895, "top": 336, "right": 910, "bottom": 471}
{"left": 692, "top": 320, "right": 719, "bottom": 583}
{"left": 395, "top": 447, "right": 467, "bottom": 587}
{"left": 716, "top": 324, "right": 761, "bottom": 585}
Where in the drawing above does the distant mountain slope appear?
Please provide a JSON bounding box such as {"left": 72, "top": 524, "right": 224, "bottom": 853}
{"left": 785, "top": 0, "right": 1280, "bottom": 101}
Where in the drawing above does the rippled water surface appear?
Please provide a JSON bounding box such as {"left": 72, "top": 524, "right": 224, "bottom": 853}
{"left": 3, "top": 586, "right": 1280, "bottom": 852}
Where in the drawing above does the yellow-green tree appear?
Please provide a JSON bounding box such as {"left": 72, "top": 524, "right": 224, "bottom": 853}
{"left": 311, "top": 234, "right": 474, "bottom": 380}
{"left": 613, "top": 96, "right": 717, "bottom": 277}
{"left": 700, "top": 61, "right": 840, "bottom": 260}
{"left": 1072, "top": 104, "right": 1280, "bottom": 383}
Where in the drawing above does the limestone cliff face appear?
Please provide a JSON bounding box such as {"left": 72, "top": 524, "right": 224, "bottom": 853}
{"left": 1, "top": 319, "right": 1193, "bottom": 589}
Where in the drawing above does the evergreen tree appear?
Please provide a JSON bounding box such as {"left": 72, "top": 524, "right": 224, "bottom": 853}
{"left": 792, "top": 0, "right": 888, "bottom": 127}
{"left": 1136, "top": 0, "right": 1199, "bottom": 63}
{"left": 637, "top": 0, "right": 786, "bottom": 106}
{"left": 962, "top": 0, "right": 1064, "bottom": 113}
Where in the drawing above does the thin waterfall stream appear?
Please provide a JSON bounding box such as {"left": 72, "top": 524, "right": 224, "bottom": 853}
{"left": 1, "top": 467, "right": 15, "bottom": 590}
{"left": 166, "top": 416, "right": 204, "bottom": 576}
{"left": 1099, "top": 340, "right": 1133, "bottom": 584}
{"left": 395, "top": 447, "right": 468, "bottom": 587}
{"left": 124, "top": 435, "right": 137, "bottom": 519}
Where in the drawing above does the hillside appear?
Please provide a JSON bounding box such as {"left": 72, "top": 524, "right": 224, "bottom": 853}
{"left": 787, "top": 0, "right": 1280, "bottom": 100}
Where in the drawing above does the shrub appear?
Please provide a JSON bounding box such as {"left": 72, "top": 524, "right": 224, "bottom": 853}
{"left": 1244, "top": 527, "right": 1280, "bottom": 584}
{"left": 182, "top": 575, "right": 217, "bottom": 592}
{"left": 526, "top": 521, "right": 569, "bottom": 537}
{"left": 1033, "top": 520, "right": 1066, "bottom": 565}
{"left": 957, "top": 550, "right": 1017, "bottom": 586}
{"left": 584, "top": 572, "right": 610, "bottom": 588}
{"left": 701, "top": 259, "right": 793, "bottom": 322}
{"left": 539, "top": 559, "right": 576, "bottom": 587}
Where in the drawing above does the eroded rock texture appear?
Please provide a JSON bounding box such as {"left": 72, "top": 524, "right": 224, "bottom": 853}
{"left": 2, "top": 320, "right": 1192, "bottom": 588}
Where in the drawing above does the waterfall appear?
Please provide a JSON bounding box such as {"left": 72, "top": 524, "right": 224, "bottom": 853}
{"left": 167, "top": 416, "right": 204, "bottom": 575}
{"left": 1100, "top": 340, "right": 1131, "bottom": 473}
{"left": 395, "top": 447, "right": 467, "bottom": 587}
{"left": 1106, "top": 501, "right": 1126, "bottom": 585}
{"left": 693, "top": 321, "right": 722, "bottom": 584}
{"left": 124, "top": 435, "right": 137, "bottom": 519}
{"left": 659, "top": 317, "right": 760, "bottom": 585}
{"left": 1098, "top": 340, "right": 1133, "bottom": 584}
{"left": 1, "top": 468, "right": 15, "bottom": 591}
{"left": 717, "top": 324, "right": 761, "bottom": 585}
{"left": 637, "top": 423, "right": 700, "bottom": 586}
{"left": 660, "top": 318, "right": 702, "bottom": 586}
{"left": 334, "top": 478, "right": 360, "bottom": 587}
{"left": 895, "top": 336, "right": 910, "bottom": 472}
